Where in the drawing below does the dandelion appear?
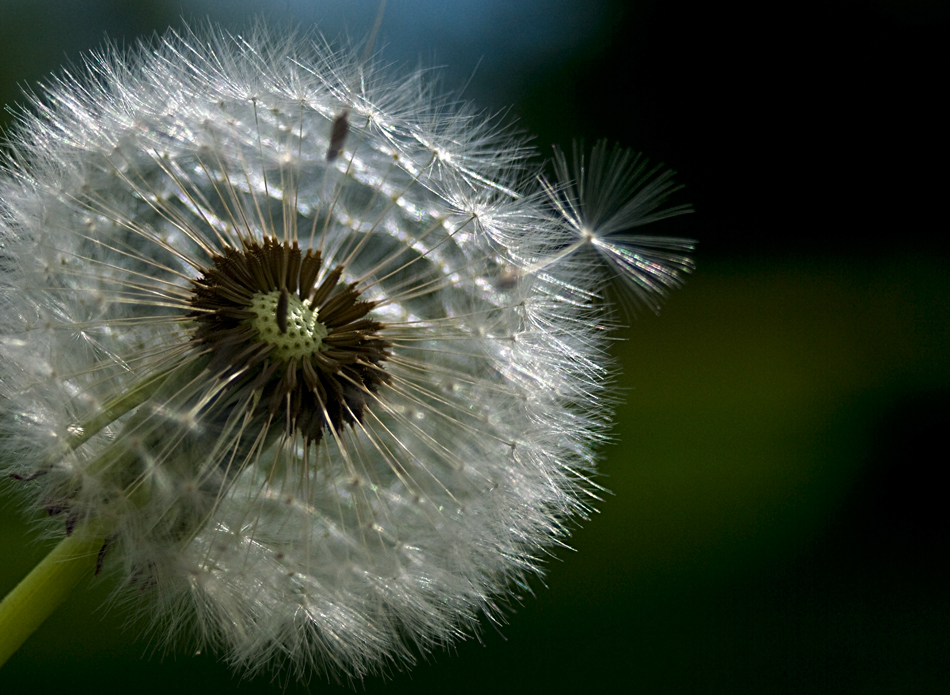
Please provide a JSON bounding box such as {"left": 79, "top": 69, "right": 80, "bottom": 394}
{"left": 0, "top": 24, "right": 693, "bottom": 681}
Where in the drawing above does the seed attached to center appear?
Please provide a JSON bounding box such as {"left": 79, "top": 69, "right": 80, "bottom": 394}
{"left": 189, "top": 237, "right": 391, "bottom": 446}
{"left": 248, "top": 289, "right": 329, "bottom": 359}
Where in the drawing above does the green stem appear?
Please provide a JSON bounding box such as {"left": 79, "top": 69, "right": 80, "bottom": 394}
{"left": 0, "top": 528, "right": 105, "bottom": 667}
{"left": 33, "top": 367, "right": 176, "bottom": 474}
{"left": 0, "top": 368, "right": 176, "bottom": 665}
{"left": 0, "top": 358, "right": 226, "bottom": 666}
{"left": 70, "top": 368, "right": 174, "bottom": 449}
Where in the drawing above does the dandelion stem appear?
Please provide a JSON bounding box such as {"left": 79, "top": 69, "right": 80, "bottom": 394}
{"left": 67, "top": 367, "right": 175, "bottom": 450}
{"left": 0, "top": 527, "right": 105, "bottom": 667}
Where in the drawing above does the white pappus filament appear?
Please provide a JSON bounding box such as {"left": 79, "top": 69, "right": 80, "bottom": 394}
{"left": 0, "top": 24, "right": 693, "bottom": 681}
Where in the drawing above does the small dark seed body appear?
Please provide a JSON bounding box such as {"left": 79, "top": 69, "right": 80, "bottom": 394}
{"left": 326, "top": 111, "right": 349, "bottom": 162}
{"left": 96, "top": 536, "right": 116, "bottom": 576}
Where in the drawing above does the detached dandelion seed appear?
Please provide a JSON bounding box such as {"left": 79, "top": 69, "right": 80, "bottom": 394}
{"left": 0, "top": 22, "right": 693, "bottom": 681}
{"left": 542, "top": 141, "right": 695, "bottom": 311}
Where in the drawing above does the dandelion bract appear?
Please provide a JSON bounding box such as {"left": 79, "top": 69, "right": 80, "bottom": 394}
{"left": 0, "top": 24, "right": 692, "bottom": 680}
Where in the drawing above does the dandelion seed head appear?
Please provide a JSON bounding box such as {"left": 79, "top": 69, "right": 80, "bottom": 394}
{"left": 0, "top": 21, "right": 691, "bottom": 682}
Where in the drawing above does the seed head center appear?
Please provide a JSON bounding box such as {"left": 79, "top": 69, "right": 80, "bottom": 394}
{"left": 188, "top": 237, "right": 391, "bottom": 447}
{"left": 248, "top": 290, "right": 329, "bottom": 360}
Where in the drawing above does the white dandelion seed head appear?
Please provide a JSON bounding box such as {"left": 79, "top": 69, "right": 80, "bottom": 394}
{"left": 0, "top": 23, "right": 690, "bottom": 682}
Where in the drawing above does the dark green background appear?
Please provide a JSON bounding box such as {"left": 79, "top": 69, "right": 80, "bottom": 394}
{"left": 2, "top": 1, "right": 947, "bottom": 692}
